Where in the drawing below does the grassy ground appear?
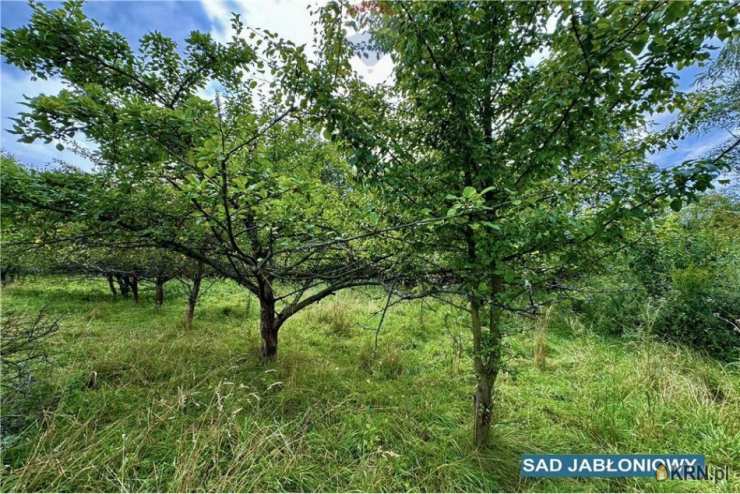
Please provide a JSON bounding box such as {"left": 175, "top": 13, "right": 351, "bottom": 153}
{"left": 1, "top": 276, "right": 738, "bottom": 492}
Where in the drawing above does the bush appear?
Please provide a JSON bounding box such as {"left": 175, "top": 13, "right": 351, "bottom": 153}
{"left": 576, "top": 196, "right": 740, "bottom": 360}
{"left": 572, "top": 273, "right": 649, "bottom": 337}
{"left": 653, "top": 266, "right": 740, "bottom": 361}
{"left": 641, "top": 197, "right": 740, "bottom": 360}
{"left": 576, "top": 265, "right": 740, "bottom": 360}
{"left": 1, "top": 311, "right": 60, "bottom": 443}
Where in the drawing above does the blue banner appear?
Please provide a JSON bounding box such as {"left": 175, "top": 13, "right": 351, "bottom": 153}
{"left": 520, "top": 454, "right": 706, "bottom": 478}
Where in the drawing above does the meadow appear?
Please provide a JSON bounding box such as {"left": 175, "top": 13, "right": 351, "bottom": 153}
{"left": 1, "top": 276, "right": 738, "bottom": 492}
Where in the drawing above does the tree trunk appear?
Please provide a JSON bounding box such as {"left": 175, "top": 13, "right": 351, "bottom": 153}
{"left": 184, "top": 300, "right": 195, "bottom": 330}
{"left": 106, "top": 273, "right": 117, "bottom": 297}
{"left": 469, "top": 290, "right": 502, "bottom": 448}
{"left": 257, "top": 278, "right": 280, "bottom": 359}
{"left": 260, "top": 295, "right": 279, "bottom": 359}
{"left": 116, "top": 274, "right": 130, "bottom": 297}
{"left": 184, "top": 267, "right": 202, "bottom": 330}
{"left": 155, "top": 277, "right": 165, "bottom": 307}
{"left": 473, "top": 367, "right": 495, "bottom": 447}
{"left": 130, "top": 273, "right": 139, "bottom": 303}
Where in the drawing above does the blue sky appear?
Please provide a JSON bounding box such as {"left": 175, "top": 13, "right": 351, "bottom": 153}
{"left": 1, "top": 0, "right": 215, "bottom": 168}
{"left": 0, "top": 1, "right": 734, "bottom": 175}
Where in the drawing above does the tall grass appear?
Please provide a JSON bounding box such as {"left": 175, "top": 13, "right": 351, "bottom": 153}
{"left": 1, "top": 277, "right": 738, "bottom": 492}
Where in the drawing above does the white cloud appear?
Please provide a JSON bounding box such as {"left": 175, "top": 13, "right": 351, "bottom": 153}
{"left": 525, "top": 47, "right": 551, "bottom": 68}
{"left": 649, "top": 109, "right": 679, "bottom": 130}
{"left": 202, "top": 0, "right": 316, "bottom": 52}
{"left": 199, "top": 0, "right": 394, "bottom": 86}
{"left": 200, "top": 0, "right": 241, "bottom": 43}
{"left": 350, "top": 52, "right": 394, "bottom": 86}
{"left": 684, "top": 131, "right": 734, "bottom": 161}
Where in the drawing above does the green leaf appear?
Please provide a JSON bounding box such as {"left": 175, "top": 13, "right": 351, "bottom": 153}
{"left": 664, "top": 2, "right": 689, "bottom": 23}
{"left": 629, "top": 32, "right": 649, "bottom": 56}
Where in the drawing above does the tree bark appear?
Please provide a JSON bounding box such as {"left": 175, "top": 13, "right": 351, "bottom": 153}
{"left": 470, "top": 287, "right": 502, "bottom": 448}
{"left": 116, "top": 274, "right": 130, "bottom": 297}
{"left": 130, "top": 273, "right": 139, "bottom": 303}
{"left": 155, "top": 277, "right": 165, "bottom": 307}
{"left": 258, "top": 280, "right": 279, "bottom": 359}
{"left": 184, "top": 300, "right": 195, "bottom": 330}
{"left": 473, "top": 367, "right": 495, "bottom": 447}
{"left": 184, "top": 267, "right": 202, "bottom": 330}
{"left": 106, "top": 273, "right": 117, "bottom": 297}
{"left": 260, "top": 296, "right": 278, "bottom": 359}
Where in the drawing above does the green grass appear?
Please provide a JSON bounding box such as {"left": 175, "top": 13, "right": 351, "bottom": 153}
{"left": 1, "top": 276, "right": 738, "bottom": 492}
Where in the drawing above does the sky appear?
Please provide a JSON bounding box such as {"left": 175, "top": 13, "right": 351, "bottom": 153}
{"left": 0, "top": 0, "right": 734, "bottom": 177}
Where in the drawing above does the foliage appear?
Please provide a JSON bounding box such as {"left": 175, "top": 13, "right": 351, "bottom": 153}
{"left": 1, "top": 0, "right": 738, "bottom": 456}
{"left": 654, "top": 265, "right": 740, "bottom": 360}
{"left": 572, "top": 272, "right": 649, "bottom": 337}
{"left": 646, "top": 196, "right": 740, "bottom": 359}
{"left": 573, "top": 195, "right": 740, "bottom": 360}
{"left": 308, "top": 0, "right": 737, "bottom": 445}
{"left": 686, "top": 39, "right": 740, "bottom": 153}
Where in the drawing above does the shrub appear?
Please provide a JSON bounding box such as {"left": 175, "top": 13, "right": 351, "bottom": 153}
{"left": 572, "top": 273, "right": 649, "bottom": 337}
{"left": 576, "top": 196, "right": 740, "bottom": 360}
{"left": 635, "top": 197, "right": 740, "bottom": 360}
{"left": 1, "top": 311, "right": 60, "bottom": 442}
{"left": 653, "top": 266, "right": 740, "bottom": 361}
